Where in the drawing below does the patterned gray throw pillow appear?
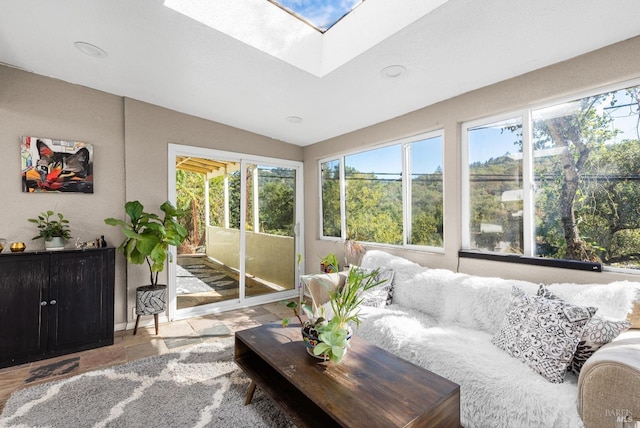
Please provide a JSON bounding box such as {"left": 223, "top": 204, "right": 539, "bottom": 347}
{"left": 351, "top": 265, "right": 395, "bottom": 307}
{"left": 492, "top": 286, "right": 596, "bottom": 383}
{"left": 537, "top": 284, "right": 631, "bottom": 375}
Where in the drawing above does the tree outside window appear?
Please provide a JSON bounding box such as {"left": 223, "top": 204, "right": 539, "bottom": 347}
{"left": 465, "top": 83, "right": 640, "bottom": 270}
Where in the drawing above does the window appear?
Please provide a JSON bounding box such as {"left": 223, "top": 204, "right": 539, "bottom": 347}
{"left": 409, "top": 137, "right": 444, "bottom": 247}
{"left": 345, "top": 145, "right": 403, "bottom": 245}
{"left": 463, "top": 82, "right": 640, "bottom": 271}
{"left": 268, "top": 0, "right": 364, "bottom": 32}
{"left": 320, "top": 132, "right": 444, "bottom": 250}
{"left": 466, "top": 118, "right": 524, "bottom": 253}
{"left": 321, "top": 159, "right": 341, "bottom": 237}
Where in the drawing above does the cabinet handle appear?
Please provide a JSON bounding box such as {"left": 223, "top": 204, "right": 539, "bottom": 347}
{"left": 49, "top": 300, "right": 57, "bottom": 305}
{"left": 40, "top": 301, "right": 47, "bottom": 306}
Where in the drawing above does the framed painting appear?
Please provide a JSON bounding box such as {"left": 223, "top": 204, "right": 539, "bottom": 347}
{"left": 21, "top": 136, "right": 94, "bottom": 193}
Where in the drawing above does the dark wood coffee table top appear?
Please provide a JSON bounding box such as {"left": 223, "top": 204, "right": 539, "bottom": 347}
{"left": 235, "top": 323, "right": 460, "bottom": 427}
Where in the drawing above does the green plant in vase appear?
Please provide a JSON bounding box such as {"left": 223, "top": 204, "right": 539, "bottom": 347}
{"left": 313, "top": 318, "right": 350, "bottom": 363}
{"left": 104, "top": 200, "right": 187, "bottom": 286}
{"left": 28, "top": 210, "right": 72, "bottom": 249}
{"left": 282, "top": 252, "right": 306, "bottom": 328}
{"left": 311, "top": 267, "right": 383, "bottom": 363}
{"left": 320, "top": 252, "right": 339, "bottom": 273}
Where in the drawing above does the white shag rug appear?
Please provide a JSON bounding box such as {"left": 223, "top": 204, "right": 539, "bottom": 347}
{"left": 0, "top": 338, "right": 294, "bottom": 428}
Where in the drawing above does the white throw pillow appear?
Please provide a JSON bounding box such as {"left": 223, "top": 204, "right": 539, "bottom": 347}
{"left": 545, "top": 281, "right": 639, "bottom": 320}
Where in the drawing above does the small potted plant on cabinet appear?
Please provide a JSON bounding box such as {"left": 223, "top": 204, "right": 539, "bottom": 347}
{"left": 28, "top": 210, "right": 72, "bottom": 250}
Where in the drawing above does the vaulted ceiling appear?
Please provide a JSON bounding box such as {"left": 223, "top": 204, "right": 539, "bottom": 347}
{"left": 1, "top": 0, "right": 640, "bottom": 146}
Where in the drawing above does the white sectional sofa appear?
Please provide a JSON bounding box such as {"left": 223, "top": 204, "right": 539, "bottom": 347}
{"left": 306, "top": 250, "right": 640, "bottom": 427}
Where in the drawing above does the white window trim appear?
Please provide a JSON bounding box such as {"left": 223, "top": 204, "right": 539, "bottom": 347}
{"left": 461, "top": 78, "right": 640, "bottom": 273}
{"left": 318, "top": 130, "right": 445, "bottom": 253}
{"left": 167, "top": 143, "right": 304, "bottom": 320}
{"left": 461, "top": 112, "right": 527, "bottom": 250}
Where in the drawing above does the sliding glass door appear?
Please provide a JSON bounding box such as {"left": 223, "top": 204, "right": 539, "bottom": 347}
{"left": 244, "top": 163, "right": 297, "bottom": 298}
{"left": 168, "top": 144, "right": 302, "bottom": 320}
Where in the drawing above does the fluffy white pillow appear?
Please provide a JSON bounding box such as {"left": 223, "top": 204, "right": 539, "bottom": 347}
{"left": 440, "top": 275, "right": 540, "bottom": 333}
{"left": 545, "top": 281, "right": 639, "bottom": 320}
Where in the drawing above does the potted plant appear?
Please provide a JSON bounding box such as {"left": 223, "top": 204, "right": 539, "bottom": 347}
{"left": 28, "top": 210, "right": 72, "bottom": 250}
{"left": 320, "top": 252, "right": 339, "bottom": 273}
{"left": 104, "top": 200, "right": 188, "bottom": 286}
{"left": 314, "top": 267, "right": 382, "bottom": 362}
{"left": 343, "top": 239, "right": 365, "bottom": 268}
{"left": 284, "top": 267, "right": 382, "bottom": 363}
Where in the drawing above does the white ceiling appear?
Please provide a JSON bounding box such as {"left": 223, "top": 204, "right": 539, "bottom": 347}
{"left": 1, "top": 0, "right": 640, "bottom": 147}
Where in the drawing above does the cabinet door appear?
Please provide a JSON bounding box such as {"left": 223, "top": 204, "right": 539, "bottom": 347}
{"left": 0, "top": 255, "right": 49, "bottom": 367}
{"left": 48, "top": 250, "right": 113, "bottom": 353}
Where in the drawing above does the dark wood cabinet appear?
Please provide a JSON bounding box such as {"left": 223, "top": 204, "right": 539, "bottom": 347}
{"left": 0, "top": 247, "right": 114, "bottom": 368}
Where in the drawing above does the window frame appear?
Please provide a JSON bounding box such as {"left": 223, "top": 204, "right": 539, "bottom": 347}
{"left": 318, "top": 130, "right": 445, "bottom": 253}
{"left": 461, "top": 78, "right": 640, "bottom": 273}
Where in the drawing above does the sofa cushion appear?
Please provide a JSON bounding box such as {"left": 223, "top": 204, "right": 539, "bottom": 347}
{"left": 304, "top": 272, "right": 347, "bottom": 318}
{"left": 350, "top": 265, "right": 395, "bottom": 308}
{"left": 545, "top": 281, "right": 638, "bottom": 320}
{"left": 439, "top": 275, "right": 538, "bottom": 334}
{"left": 570, "top": 316, "right": 632, "bottom": 375}
{"left": 537, "top": 284, "right": 632, "bottom": 375}
{"left": 492, "top": 286, "right": 596, "bottom": 383}
{"left": 360, "top": 250, "right": 450, "bottom": 318}
{"left": 357, "top": 304, "right": 585, "bottom": 428}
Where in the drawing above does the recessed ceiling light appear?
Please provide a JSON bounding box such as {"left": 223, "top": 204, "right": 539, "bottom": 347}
{"left": 74, "top": 41, "right": 108, "bottom": 58}
{"left": 286, "top": 116, "right": 303, "bottom": 124}
{"left": 381, "top": 65, "right": 407, "bottom": 79}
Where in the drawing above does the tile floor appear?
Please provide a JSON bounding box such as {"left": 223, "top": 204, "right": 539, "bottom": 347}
{"left": 0, "top": 301, "right": 292, "bottom": 413}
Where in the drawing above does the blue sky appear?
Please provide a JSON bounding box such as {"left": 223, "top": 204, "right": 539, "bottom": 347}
{"left": 274, "top": 0, "right": 363, "bottom": 31}
{"left": 345, "top": 136, "right": 444, "bottom": 179}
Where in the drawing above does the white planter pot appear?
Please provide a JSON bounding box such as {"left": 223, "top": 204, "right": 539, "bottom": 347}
{"left": 45, "top": 237, "right": 66, "bottom": 251}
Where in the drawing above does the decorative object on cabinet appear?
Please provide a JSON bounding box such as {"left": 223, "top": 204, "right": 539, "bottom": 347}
{"left": 0, "top": 247, "right": 115, "bottom": 369}
{"left": 21, "top": 136, "right": 94, "bottom": 193}
{"left": 28, "top": 210, "right": 72, "bottom": 250}
{"left": 9, "top": 242, "right": 26, "bottom": 252}
{"left": 105, "top": 200, "right": 187, "bottom": 334}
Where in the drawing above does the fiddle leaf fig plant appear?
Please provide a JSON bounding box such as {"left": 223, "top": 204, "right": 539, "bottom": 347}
{"left": 105, "top": 200, "right": 187, "bottom": 286}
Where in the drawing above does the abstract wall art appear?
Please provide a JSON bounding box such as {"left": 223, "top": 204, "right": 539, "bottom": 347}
{"left": 21, "top": 136, "right": 94, "bottom": 193}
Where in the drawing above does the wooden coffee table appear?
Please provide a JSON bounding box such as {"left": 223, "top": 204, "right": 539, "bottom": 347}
{"left": 235, "top": 323, "right": 460, "bottom": 427}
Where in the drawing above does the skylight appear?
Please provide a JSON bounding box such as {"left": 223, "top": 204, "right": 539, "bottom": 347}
{"left": 268, "top": 0, "right": 365, "bottom": 33}
{"left": 164, "top": 0, "right": 449, "bottom": 77}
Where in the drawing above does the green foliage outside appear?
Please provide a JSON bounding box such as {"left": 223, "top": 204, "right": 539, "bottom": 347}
{"left": 175, "top": 165, "right": 296, "bottom": 252}
{"left": 173, "top": 87, "right": 640, "bottom": 271}
{"left": 321, "top": 163, "right": 444, "bottom": 246}
{"left": 469, "top": 85, "right": 640, "bottom": 269}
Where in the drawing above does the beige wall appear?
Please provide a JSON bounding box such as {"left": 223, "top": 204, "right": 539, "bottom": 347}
{"left": 0, "top": 65, "right": 128, "bottom": 324}
{"left": 0, "top": 66, "right": 302, "bottom": 329}
{"left": 303, "top": 35, "right": 640, "bottom": 285}
{"left": 3, "top": 35, "right": 640, "bottom": 330}
{"left": 123, "top": 98, "right": 302, "bottom": 322}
